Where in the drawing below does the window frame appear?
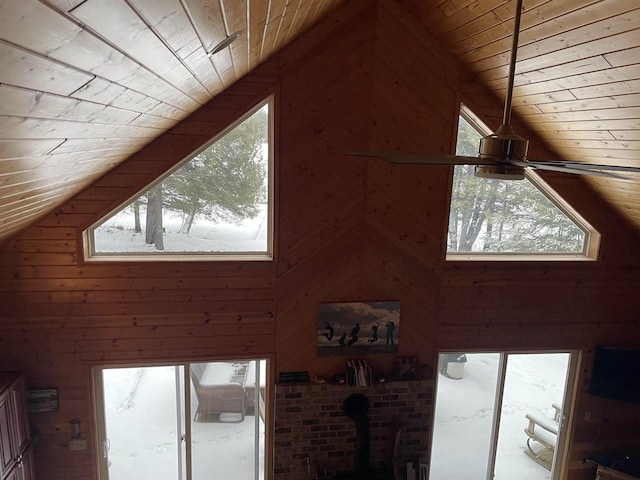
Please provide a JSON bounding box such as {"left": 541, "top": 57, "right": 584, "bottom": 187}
{"left": 446, "top": 105, "right": 600, "bottom": 262}
{"left": 91, "top": 358, "right": 271, "bottom": 480}
{"left": 428, "top": 349, "right": 581, "bottom": 480}
{"left": 83, "top": 96, "right": 275, "bottom": 262}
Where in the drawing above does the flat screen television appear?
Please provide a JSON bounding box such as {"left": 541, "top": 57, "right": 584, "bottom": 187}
{"left": 588, "top": 345, "right": 640, "bottom": 404}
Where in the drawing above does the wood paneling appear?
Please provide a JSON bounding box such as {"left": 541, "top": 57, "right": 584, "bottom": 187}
{"left": 1, "top": 0, "right": 639, "bottom": 242}
{"left": 0, "top": 2, "right": 639, "bottom": 480}
{"left": 0, "top": 47, "right": 280, "bottom": 480}
{"left": 0, "top": 0, "right": 347, "bottom": 244}
{"left": 402, "top": 0, "right": 640, "bottom": 229}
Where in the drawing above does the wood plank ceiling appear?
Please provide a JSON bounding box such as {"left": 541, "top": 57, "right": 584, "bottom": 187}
{"left": 0, "top": 0, "right": 345, "bottom": 242}
{"left": 403, "top": 0, "right": 640, "bottom": 227}
{"left": 0, "top": 0, "right": 639, "bottom": 244}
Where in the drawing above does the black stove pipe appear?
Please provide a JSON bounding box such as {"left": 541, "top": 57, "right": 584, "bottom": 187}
{"left": 343, "top": 393, "right": 371, "bottom": 480}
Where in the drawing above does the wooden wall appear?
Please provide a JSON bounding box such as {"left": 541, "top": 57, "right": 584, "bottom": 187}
{"left": 0, "top": 28, "right": 282, "bottom": 480}
{"left": 0, "top": 1, "right": 639, "bottom": 479}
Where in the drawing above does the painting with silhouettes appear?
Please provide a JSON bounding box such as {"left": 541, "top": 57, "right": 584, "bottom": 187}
{"left": 317, "top": 301, "right": 401, "bottom": 356}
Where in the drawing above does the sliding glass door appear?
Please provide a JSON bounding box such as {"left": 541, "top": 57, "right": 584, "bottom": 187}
{"left": 429, "top": 351, "right": 579, "bottom": 480}
{"left": 99, "top": 366, "right": 183, "bottom": 480}
{"left": 189, "top": 360, "right": 266, "bottom": 480}
{"left": 94, "top": 359, "right": 268, "bottom": 480}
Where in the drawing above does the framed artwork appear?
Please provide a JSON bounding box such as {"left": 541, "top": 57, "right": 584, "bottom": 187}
{"left": 317, "top": 301, "right": 400, "bottom": 356}
{"left": 26, "top": 388, "right": 59, "bottom": 413}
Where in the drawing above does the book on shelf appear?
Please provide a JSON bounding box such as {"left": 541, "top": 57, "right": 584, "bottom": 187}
{"left": 345, "top": 359, "right": 373, "bottom": 386}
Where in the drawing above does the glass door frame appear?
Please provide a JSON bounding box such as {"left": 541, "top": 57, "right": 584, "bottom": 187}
{"left": 92, "top": 358, "right": 271, "bottom": 480}
{"left": 92, "top": 368, "right": 108, "bottom": 480}
{"left": 429, "top": 349, "right": 581, "bottom": 480}
{"left": 92, "top": 363, "right": 186, "bottom": 480}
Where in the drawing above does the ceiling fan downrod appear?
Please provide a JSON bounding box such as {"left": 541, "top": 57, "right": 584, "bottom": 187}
{"left": 476, "top": 0, "right": 529, "bottom": 180}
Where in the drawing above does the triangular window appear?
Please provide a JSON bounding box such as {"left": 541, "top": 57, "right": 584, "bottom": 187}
{"left": 84, "top": 97, "right": 273, "bottom": 261}
{"left": 446, "top": 105, "right": 599, "bottom": 260}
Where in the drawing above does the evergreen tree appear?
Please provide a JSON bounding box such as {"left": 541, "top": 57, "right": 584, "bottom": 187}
{"left": 162, "top": 108, "right": 267, "bottom": 234}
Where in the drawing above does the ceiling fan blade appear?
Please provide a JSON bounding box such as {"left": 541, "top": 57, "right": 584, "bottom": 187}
{"left": 527, "top": 162, "right": 630, "bottom": 179}
{"left": 345, "top": 0, "right": 636, "bottom": 182}
{"left": 347, "top": 151, "right": 495, "bottom": 166}
{"left": 528, "top": 160, "right": 640, "bottom": 174}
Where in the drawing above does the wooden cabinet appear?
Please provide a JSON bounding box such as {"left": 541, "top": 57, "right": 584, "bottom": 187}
{"left": 0, "top": 373, "right": 34, "bottom": 480}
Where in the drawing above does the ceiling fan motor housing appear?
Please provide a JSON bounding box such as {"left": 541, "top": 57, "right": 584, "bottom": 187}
{"left": 476, "top": 124, "right": 530, "bottom": 180}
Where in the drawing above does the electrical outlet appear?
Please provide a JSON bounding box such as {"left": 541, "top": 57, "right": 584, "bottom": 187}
{"left": 584, "top": 411, "right": 591, "bottom": 422}
{"left": 69, "top": 439, "right": 87, "bottom": 451}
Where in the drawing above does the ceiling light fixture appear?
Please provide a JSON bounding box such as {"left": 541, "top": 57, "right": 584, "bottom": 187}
{"left": 207, "top": 30, "right": 242, "bottom": 57}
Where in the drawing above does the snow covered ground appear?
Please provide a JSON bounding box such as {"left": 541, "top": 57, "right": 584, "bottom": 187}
{"left": 102, "top": 366, "right": 264, "bottom": 480}
{"left": 429, "top": 353, "right": 570, "bottom": 480}
{"left": 93, "top": 204, "right": 269, "bottom": 253}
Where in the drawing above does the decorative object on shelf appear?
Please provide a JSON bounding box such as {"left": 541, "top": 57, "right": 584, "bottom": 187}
{"left": 332, "top": 374, "right": 346, "bottom": 384}
{"left": 26, "top": 387, "right": 59, "bottom": 412}
{"left": 393, "top": 356, "right": 420, "bottom": 381}
{"left": 317, "top": 301, "right": 401, "bottom": 356}
{"left": 345, "top": 359, "right": 374, "bottom": 387}
{"left": 278, "top": 371, "right": 310, "bottom": 383}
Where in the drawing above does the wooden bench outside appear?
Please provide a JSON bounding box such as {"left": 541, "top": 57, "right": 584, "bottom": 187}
{"left": 524, "top": 403, "right": 561, "bottom": 470}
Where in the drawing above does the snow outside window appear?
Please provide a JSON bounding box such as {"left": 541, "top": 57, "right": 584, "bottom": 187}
{"left": 93, "top": 360, "right": 268, "bottom": 480}
{"left": 446, "top": 105, "right": 599, "bottom": 261}
{"left": 429, "top": 351, "right": 580, "bottom": 480}
{"left": 84, "top": 97, "right": 273, "bottom": 261}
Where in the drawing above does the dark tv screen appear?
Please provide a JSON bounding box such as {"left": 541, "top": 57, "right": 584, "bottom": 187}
{"left": 588, "top": 345, "right": 640, "bottom": 404}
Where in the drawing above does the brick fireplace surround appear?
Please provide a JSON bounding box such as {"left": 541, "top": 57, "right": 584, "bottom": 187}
{"left": 274, "top": 380, "right": 433, "bottom": 479}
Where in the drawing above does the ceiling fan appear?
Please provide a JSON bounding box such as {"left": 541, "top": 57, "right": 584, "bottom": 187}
{"left": 349, "top": 0, "right": 640, "bottom": 180}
